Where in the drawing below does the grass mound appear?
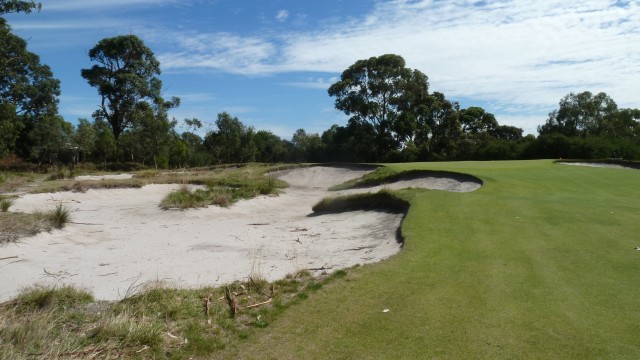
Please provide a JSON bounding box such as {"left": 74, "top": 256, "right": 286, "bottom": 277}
{"left": 0, "top": 204, "right": 71, "bottom": 244}
{"left": 312, "top": 189, "right": 410, "bottom": 214}
{"left": 161, "top": 166, "right": 287, "bottom": 209}
{"left": 330, "top": 166, "right": 482, "bottom": 191}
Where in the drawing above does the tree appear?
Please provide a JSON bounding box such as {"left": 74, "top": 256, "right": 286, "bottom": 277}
{"left": 0, "top": 18, "right": 59, "bottom": 118}
{"left": 0, "top": 103, "right": 21, "bottom": 156}
{"left": 81, "top": 35, "right": 178, "bottom": 141}
{"left": 27, "top": 115, "right": 72, "bottom": 165}
{"left": 253, "top": 130, "right": 289, "bottom": 163}
{"left": 0, "top": 0, "right": 40, "bottom": 15}
{"left": 204, "top": 112, "right": 256, "bottom": 164}
{"left": 73, "top": 118, "right": 96, "bottom": 163}
{"left": 538, "top": 91, "right": 618, "bottom": 137}
{"left": 93, "top": 119, "right": 116, "bottom": 167}
{"left": 328, "top": 54, "right": 429, "bottom": 160}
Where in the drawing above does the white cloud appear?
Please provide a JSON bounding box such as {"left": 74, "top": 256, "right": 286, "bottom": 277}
{"left": 42, "top": 0, "right": 181, "bottom": 11}
{"left": 282, "top": 76, "right": 339, "bottom": 89}
{"left": 276, "top": 9, "right": 289, "bottom": 22}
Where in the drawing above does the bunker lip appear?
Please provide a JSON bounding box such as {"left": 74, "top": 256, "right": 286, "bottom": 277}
{"left": 0, "top": 166, "right": 482, "bottom": 302}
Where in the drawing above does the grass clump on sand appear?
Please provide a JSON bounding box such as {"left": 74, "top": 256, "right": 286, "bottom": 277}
{"left": 0, "top": 196, "right": 14, "bottom": 212}
{"left": 0, "top": 269, "right": 348, "bottom": 359}
{"left": 161, "top": 165, "right": 287, "bottom": 209}
{"left": 49, "top": 204, "right": 71, "bottom": 229}
{"left": 0, "top": 204, "right": 71, "bottom": 244}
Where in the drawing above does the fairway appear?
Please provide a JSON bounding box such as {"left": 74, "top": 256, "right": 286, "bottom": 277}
{"left": 219, "top": 160, "right": 640, "bottom": 359}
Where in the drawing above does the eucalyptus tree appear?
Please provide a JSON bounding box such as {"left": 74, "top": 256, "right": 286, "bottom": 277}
{"left": 0, "top": 0, "right": 40, "bottom": 14}
{"left": 328, "top": 54, "right": 429, "bottom": 159}
{"left": 81, "top": 35, "right": 179, "bottom": 142}
{"left": 0, "top": 18, "right": 59, "bottom": 117}
{"left": 538, "top": 91, "right": 618, "bottom": 137}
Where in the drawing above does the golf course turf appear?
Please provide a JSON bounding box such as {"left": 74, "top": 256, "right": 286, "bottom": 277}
{"left": 218, "top": 159, "right": 640, "bottom": 359}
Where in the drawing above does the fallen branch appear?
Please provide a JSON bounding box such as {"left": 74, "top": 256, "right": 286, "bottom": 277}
{"left": 0, "top": 256, "right": 18, "bottom": 261}
{"left": 242, "top": 298, "right": 272, "bottom": 309}
{"left": 308, "top": 266, "right": 332, "bottom": 271}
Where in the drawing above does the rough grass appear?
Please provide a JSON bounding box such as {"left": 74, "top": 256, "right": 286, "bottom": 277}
{"left": 0, "top": 196, "right": 14, "bottom": 212}
{"left": 329, "top": 166, "right": 483, "bottom": 191}
{"left": 0, "top": 270, "right": 347, "bottom": 359}
{"left": 160, "top": 165, "right": 287, "bottom": 209}
{"left": 213, "top": 160, "right": 640, "bottom": 359}
{"left": 311, "top": 189, "right": 410, "bottom": 214}
{"left": 0, "top": 205, "right": 71, "bottom": 244}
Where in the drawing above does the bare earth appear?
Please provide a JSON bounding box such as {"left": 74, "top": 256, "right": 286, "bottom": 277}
{"left": 0, "top": 167, "right": 480, "bottom": 302}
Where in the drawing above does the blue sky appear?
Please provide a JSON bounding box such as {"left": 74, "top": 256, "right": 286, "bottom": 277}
{"left": 5, "top": 0, "right": 640, "bottom": 138}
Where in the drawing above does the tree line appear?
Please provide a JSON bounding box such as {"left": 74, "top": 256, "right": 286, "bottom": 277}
{"left": 1, "top": 2, "right": 639, "bottom": 169}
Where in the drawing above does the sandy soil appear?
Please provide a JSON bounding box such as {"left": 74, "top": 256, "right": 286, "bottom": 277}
{"left": 559, "top": 162, "right": 631, "bottom": 169}
{"left": 74, "top": 173, "right": 134, "bottom": 181}
{"left": 0, "top": 166, "right": 480, "bottom": 302}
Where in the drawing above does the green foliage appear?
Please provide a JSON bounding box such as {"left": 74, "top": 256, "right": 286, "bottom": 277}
{"left": 204, "top": 112, "right": 257, "bottom": 164}
{"left": 1, "top": 196, "right": 14, "bottom": 211}
{"left": 48, "top": 203, "right": 70, "bottom": 229}
{"left": 0, "top": 0, "right": 41, "bottom": 15}
{"left": 328, "top": 54, "right": 430, "bottom": 159}
{"left": 0, "top": 18, "right": 60, "bottom": 118}
{"left": 81, "top": 35, "right": 178, "bottom": 141}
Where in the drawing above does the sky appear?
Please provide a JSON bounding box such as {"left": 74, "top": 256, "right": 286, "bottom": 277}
{"left": 4, "top": 0, "right": 640, "bottom": 138}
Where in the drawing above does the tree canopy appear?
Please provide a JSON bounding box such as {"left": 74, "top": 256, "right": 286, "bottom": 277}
{"left": 0, "top": 18, "right": 59, "bottom": 117}
{"left": 328, "top": 54, "right": 429, "bottom": 158}
{"left": 81, "top": 35, "right": 178, "bottom": 141}
{"left": 0, "top": 0, "right": 40, "bottom": 15}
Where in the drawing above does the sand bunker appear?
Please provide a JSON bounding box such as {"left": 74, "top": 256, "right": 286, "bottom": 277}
{"left": 559, "top": 162, "right": 631, "bottom": 169}
{"left": 0, "top": 166, "right": 480, "bottom": 302}
{"left": 74, "top": 173, "right": 134, "bottom": 181}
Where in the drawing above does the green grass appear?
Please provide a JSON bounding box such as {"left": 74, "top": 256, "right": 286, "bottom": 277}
{"left": 214, "top": 160, "right": 640, "bottom": 359}
{"left": 3, "top": 160, "right": 639, "bottom": 358}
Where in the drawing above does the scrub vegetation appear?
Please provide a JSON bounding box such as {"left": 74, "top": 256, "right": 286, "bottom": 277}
{"left": 0, "top": 270, "right": 348, "bottom": 359}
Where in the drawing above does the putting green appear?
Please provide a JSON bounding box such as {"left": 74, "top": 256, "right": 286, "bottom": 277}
{"left": 219, "top": 160, "right": 640, "bottom": 359}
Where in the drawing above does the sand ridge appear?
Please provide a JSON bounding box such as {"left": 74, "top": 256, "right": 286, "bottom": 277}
{"left": 0, "top": 166, "right": 480, "bottom": 301}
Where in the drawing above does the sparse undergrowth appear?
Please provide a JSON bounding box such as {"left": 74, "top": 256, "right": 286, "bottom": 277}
{"left": 160, "top": 165, "right": 288, "bottom": 209}
{"left": 0, "top": 269, "right": 349, "bottom": 359}
{"left": 0, "top": 204, "right": 71, "bottom": 244}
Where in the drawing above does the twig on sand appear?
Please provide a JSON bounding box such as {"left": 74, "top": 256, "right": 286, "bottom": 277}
{"left": 309, "top": 266, "right": 332, "bottom": 271}
{"left": 0, "top": 256, "right": 18, "bottom": 261}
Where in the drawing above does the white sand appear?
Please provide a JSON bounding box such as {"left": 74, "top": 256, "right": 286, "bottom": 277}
{"left": 74, "top": 173, "right": 134, "bottom": 181}
{"left": 0, "top": 166, "right": 479, "bottom": 302}
{"left": 559, "top": 162, "right": 630, "bottom": 169}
